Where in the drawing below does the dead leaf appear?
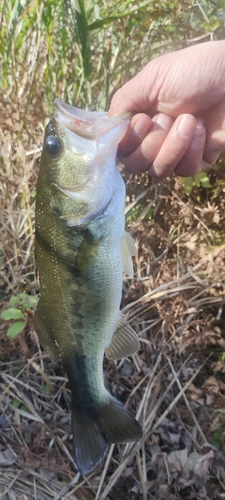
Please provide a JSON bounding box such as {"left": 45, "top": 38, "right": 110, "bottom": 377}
{"left": 167, "top": 448, "right": 202, "bottom": 479}
{"left": 0, "top": 448, "right": 17, "bottom": 466}
{"left": 193, "top": 450, "right": 214, "bottom": 479}
{"left": 167, "top": 448, "right": 188, "bottom": 474}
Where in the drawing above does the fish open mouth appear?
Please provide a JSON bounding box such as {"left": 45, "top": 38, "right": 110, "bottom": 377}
{"left": 50, "top": 98, "right": 131, "bottom": 227}
{"left": 54, "top": 98, "right": 131, "bottom": 140}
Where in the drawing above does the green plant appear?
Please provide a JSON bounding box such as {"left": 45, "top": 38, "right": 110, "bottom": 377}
{"left": 179, "top": 171, "right": 211, "bottom": 195}
{"left": 0, "top": 292, "right": 38, "bottom": 338}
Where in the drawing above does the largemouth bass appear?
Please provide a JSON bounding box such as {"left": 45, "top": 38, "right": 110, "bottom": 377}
{"left": 34, "top": 98, "right": 142, "bottom": 475}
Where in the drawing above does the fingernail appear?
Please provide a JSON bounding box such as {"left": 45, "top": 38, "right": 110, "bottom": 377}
{"left": 133, "top": 117, "right": 152, "bottom": 137}
{"left": 175, "top": 114, "right": 196, "bottom": 139}
{"left": 154, "top": 113, "right": 173, "bottom": 130}
{"left": 195, "top": 118, "right": 205, "bottom": 136}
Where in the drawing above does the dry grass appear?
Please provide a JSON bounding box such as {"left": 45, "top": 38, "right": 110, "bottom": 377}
{"left": 1, "top": 1, "right": 225, "bottom": 498}
{"left": 1, "top": 176, "right": 225, "bottom": 499}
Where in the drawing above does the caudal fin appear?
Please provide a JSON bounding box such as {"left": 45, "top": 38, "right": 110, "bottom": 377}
{"left": 97, "top": 396, "right": 142, "bottom": 444}
{"left": 72, "top": 408, "right": 109, "bottom": 476}
{"left": 72, "top": 397, "right": 142, "bottom": 475}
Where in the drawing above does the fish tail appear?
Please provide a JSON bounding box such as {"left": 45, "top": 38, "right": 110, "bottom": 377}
{"left": 72, "top": 407, "right": 109, "bottom": 476}
{"left": 72, "top": 396, "right": 142, "bottom": 475}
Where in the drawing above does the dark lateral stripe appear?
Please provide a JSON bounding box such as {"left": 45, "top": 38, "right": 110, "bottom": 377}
{"left": 35, "top": 227, "right": 81, "bottom": 270}
{"left": 35, "top": 228, "right": 52, "bottom": 254}
{"left": 66, "top": 352, "right": 98, "bottom": 418}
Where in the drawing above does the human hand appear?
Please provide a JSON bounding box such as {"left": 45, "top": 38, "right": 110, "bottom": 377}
{"left": 108, "top": 41, "right": 225, "bottom": 178}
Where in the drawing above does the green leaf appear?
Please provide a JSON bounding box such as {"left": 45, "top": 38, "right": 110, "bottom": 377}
{"left": 42, "top": 384, "right": 50, "bottom": 395}
{"left": 1, "top": 308, "right": 25, "bottom": 321}
{"left": 10, "top": 400, "right": 20, "bottom": 409}
{"left": 75, "top": 0, "right": 92, "bottom": 79}
{"left": 200, "top": 176, "right": 211, "bottom": 188}
{"left": 23, "top": 430, "right": 32, "bottom": 444}
{"left": 179, "top": 177, "right": 193, "bottom": 195}
{"left": 20, "top": 405, "right": 31, "bottom": 414}
{"left": 88, "top": 0, "right": 152, "bottom": 30}
{"left": 8, "top": 296, "right": 19, "bottom": 307}
{"left": 125, "top": 203, "right": 144, "bottom": 223}
{"left": 12, "top": 369, "right": 22, "bottom": 377}
{"left": 7, "top": 321, "right": 26, "bottom": 338}
{"left": 212, "top": 429, "right": 223, "bottom": 448}
{"left": 194, "top": 172, "right": 211, "bottom": 188}
{"left": 144, "top": 208, "right": 153, "bottom": 220}
{"left": 9, "top": 293, "right": 38, "bottom": 311}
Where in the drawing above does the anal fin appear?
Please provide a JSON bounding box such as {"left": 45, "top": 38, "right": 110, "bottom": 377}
{"left": 105, "top": 314, "right": 140, "bottom": 360}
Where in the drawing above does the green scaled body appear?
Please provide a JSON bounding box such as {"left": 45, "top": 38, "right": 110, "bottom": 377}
{"left": 34, "top": 99, "right": 142, "bottom": 475}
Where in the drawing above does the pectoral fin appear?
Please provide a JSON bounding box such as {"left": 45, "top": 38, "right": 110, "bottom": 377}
{"left": 105, "top": 314, "right": 140, "bottom": 360}
{"left": 75, "top": 235, "right": 101, "bottom": 273}
{"left": 121, "top": 231, "right": 136, "bottom": 277}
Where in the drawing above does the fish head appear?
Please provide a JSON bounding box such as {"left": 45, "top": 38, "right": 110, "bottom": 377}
{"left": 39, "top": 99, "right": 131, "bottom": 225}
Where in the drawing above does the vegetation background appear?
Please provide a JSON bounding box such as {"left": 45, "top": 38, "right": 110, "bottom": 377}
{"left": 1, "top": 0, "right": 225, "bottom": 498}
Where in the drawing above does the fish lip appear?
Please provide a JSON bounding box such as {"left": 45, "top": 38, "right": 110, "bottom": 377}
{"left": 54, "top": 98, "right": 131, "bottom": 139}
{"left": 54, "top": 97, "right": 131, "bottom": 121}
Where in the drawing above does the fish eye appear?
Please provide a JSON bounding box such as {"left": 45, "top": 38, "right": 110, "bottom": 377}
{"left": 45, "top": 135, "right": 62, "bottom": 155}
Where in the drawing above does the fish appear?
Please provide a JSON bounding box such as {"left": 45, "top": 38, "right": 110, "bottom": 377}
{"left": 34, "top": 98, "right": 142, "bottom": 476}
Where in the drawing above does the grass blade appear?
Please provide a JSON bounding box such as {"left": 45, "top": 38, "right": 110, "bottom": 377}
{"left": 74, "top": 0, "right": 92, "bottom": 79}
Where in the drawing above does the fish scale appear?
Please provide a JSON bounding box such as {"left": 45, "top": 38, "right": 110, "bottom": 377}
{"left": 34, "top": 98, "right": 142, "bottom": 475}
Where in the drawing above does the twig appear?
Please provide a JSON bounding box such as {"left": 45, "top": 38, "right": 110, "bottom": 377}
{"left": 136, "top": 449, "right": 147, "bottom": 500}
{"left": 95, "top": 445, "right": 115, "bottom": 500}
{"left": 167, "top": 356, "right": 208, "bottom": 444}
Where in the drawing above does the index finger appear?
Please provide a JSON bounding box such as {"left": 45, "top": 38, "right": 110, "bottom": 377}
{"left": 108, "top": 63, "right": 160, "bottom": 116}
